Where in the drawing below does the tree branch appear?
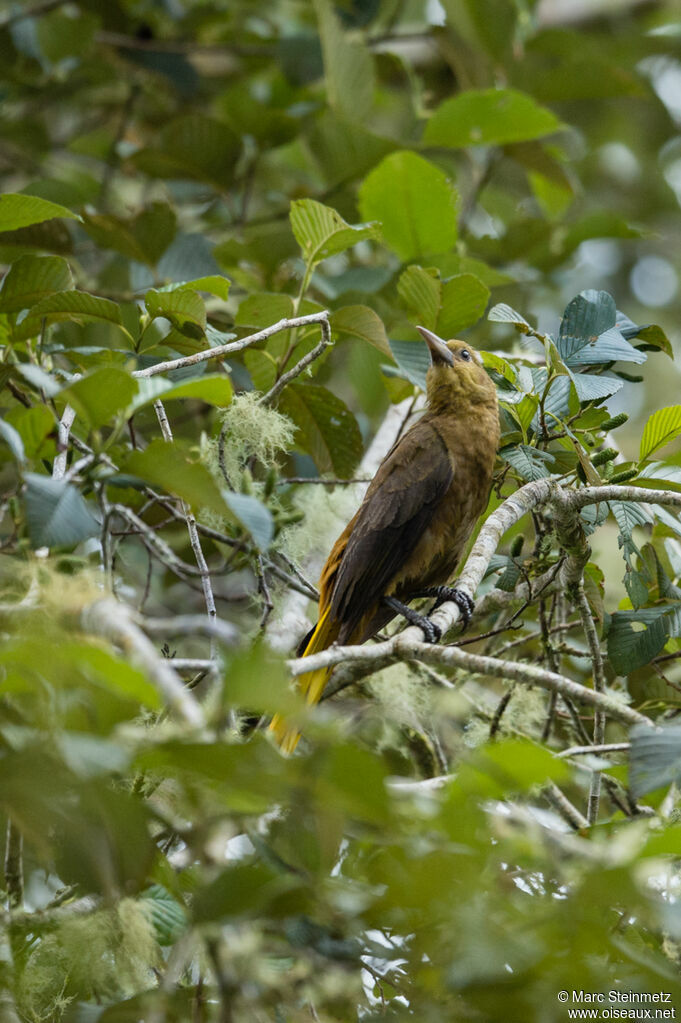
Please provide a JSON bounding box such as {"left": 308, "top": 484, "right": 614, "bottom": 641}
{"left": 132, "top": 312, "right": 331, "bottom": 379}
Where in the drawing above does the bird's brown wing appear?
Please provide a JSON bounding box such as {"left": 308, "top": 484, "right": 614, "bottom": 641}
{"left": 329, "top": 418, "right": 453, "bottom": 639}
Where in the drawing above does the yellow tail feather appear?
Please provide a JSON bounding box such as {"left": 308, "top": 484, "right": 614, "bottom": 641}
{"left": 269, "top": 607, "right": 335, "bottom": 753}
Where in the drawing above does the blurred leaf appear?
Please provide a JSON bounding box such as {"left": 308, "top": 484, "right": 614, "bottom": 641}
{"left": 278, "top": 383, "right": 363, "bottom": 477}
{"left": 61, "top": 368, "right": 138, "bottom": 429}
{"left": 630, "top": 723, "right": 681, "bottom": 798}
{"left": 290, "top": 199, "right": 379, "bottom": 266}
{"left": 308, "top": 110, "right": 394, "bottom": 186}
{"left": 23, "top": 473, "right": 99, "bottom": 548}
{"left": 81, "top": 203, "right": 176, "bottom": 266}
{"left": 0, "top": 419, "right": 25, "bottom": 463}
{"left": 424, "top": 89, "right": 563, "bottom": 148}
{"left": 640, "top": 406, "right": 681, "bottom": 461}
{"left": 141, "top": 885, "right": 188, "bottom": 946}
{"left": 124, "top": 440, "right": 226, "bottom": 514}
{"left": 131, "top": 115, "right": 241, "bottom": 189}
{"left": 0, "top": 192, "right": 81, "bottom": 231}
{"left": 359, "top": 152, "right": 458, "bottom": 261}
{"left": 387, "top": 338, "right": 430, "bottom": 391}
{"left": 222, "top": 491, "right": 273, "bottom": 551}
{"left": 330, "top": 305, "right": 392, "bottom": 357}
{"left": 0, "top": 254, "right": 73, "bottom": 312}
{"left": 313, "top": 0, "right": 374, "bottom": 120}
{"left": 193, "top": 860, "right": 301, "bottom": 922}
{"left": 4, "top": 404, "right": 54, "bottom": 457}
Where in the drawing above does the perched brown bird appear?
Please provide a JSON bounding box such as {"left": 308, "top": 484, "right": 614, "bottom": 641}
{"left": 271, "top": 327, "right": 500, "bottom": 752}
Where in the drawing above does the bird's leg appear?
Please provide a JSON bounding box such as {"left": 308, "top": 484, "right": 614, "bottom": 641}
{"left": 407, "top": 586, "right": 474, "bottom": 630}
{"left": 382, "top": 595, "right": 441, "bottom": 644}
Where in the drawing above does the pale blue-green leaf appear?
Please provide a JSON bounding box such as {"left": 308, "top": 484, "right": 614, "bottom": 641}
{"left": 24, "top": 473, "right": 99, "bottom": 548}
{"left": 222, "top": 491, "right": 273, "bottom": 551}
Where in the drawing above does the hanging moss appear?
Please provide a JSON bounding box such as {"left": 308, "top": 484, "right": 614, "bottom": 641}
{"left": 16, "top": 900, "right": 161, "bottom": 1022}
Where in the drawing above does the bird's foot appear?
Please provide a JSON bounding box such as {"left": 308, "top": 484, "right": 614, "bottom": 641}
{"left": 383, "top": 595, "right": 442, "bottom": 644}
{"left": 408, "top": 586, "right": 475, "bottom": 630}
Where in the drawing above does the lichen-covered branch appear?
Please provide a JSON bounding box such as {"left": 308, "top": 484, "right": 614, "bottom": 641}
{"left": 132, "top": 312, "right": 331, "bottom": 379}
{"left": 81, "top": 599, "right": 205, "bottom": 727}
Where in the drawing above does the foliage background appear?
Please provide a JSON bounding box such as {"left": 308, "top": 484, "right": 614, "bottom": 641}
{"left": 3, "top": 0, "right": 681, "bottom": 1020}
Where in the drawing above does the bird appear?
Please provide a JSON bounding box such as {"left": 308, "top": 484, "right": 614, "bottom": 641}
{"left": 271, "top": 326, "right": 500, "bottom": 753}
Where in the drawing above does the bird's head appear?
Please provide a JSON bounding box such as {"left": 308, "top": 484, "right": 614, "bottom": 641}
{"left": 417, "top": 326, "right": 498, "bottom": 414}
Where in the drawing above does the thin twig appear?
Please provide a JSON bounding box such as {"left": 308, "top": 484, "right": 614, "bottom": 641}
{"left": 153, "top": 399, "right": 218, "bottom": 662}
{"left": 132, "top": 312, "right": 330, "bottom": 379}
{"left": 259, "top": 322, "right": 332, "bottom": 405}
{"left": 576, "top": 583, "right": 608, "bottom": 825}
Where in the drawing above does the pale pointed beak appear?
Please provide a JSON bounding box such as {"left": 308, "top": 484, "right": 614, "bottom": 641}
{"left": 416, "top": 325, "right": 454, "bottom": 367}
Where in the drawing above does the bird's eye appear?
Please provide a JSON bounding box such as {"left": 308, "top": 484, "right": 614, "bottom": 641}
{"left": 460, "top": 349, "right": 472, "bottom": 361}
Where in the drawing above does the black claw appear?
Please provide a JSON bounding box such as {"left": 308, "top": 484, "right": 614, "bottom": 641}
{"left": 422, "top": 619, "right": 442, "bottom": 644}
{"left": 408, "top": 585, "right": 475, "bottom": 630}
{"left": 382, "top": 595, "right": 442, "bottom": 644}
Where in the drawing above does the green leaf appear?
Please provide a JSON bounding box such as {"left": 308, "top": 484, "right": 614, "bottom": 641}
{"left": 557, "top": 290, "right": 646, "bottom": 367}
{"left": 0, "top": 254, "right": 73, "bottom": 312}
{"left": 4, "top": 405, "right": 54, "bottom": 458}
{"left": 61, "top": 368, "right": 138, "bottom": 429}
{"left": 131, "top": 115, "right": 241, "bottom": 190}
{"left": 236, "top": 292, "right": 295, "bottom": 329}
{"left": 424, "top": 88, "right": 563, "bottom": 148}
{"left": 244, "top": 349, "right": 278, "bottom": 391}
{"left": 560, "top": 289, "right": 616, "bottom": 342}
{"left": 607, "top": 608, "right": 671, "bottom": 675}
{"left": 141, "top": 885, "right": 188, "bottom": 946}
{"left": 131, "top": 375, "right": 233, "bottom": 413}
{"left": 23, "top": 473, "right": 99, "bottom": 548}
{"left": 398, "top": 266, "right": 441, "bottom": 329}
{"left": 634, "top": 324, "right": 673, "bottom": 358}
{"left": 637, "top": 461, "right": 681, "bottom": 492}
{"left": 387, "top": 338, "right": 431, "bottom": 391}
{"left": 437, "top": 274, "right": 490, "bottom": 337}
{"left": 359, "top": 152, "right": 458, "bottom": 261}
{"left": 572, "top": 373, "right": 623, "bottom": 402}
{"left": 124, "top": 440, "right": 226, "bottom": 514}
{"left": 14, "top": 290, "right": 127, "bottom": 341}
{"left": 488, "top": 303, "right": 531, "bottom": 331}
{"left": 222, "top": 491, "right": 273, "bottom": 551}
{"left": 630, "top": 723, "right": 681, "bottom": 798}
{"left": 0, "top": 192, "right": 81, "bottom": 232}
{"left": 161, "top": 275, "right": 230, "bottom": 300}
{"left": 499, "top": 444, "right": 555, "bottom": 481}
{"left": 0, "top": 419, "right": 25, "bottom": 463}
{"left": 278, "top": 383, "right": 363, "bottom": 478}
{"left": 313, "top": 0, "right": 374, "bottom": 121}
{"left": 81, "top": 203, "right": 177, "bottom": 266}
{"left": 640, "top": 406, "right": 681, "bottom": 461}
{"left": 399, "top": 267, "right": 489, "bottom": 336}
{"left": 329, "top": 305, "right": 392, "bottom": 357}
{"left": 145, "top": 288, "right": 206, "bottom": 337}
{"left": 290, "top": 199, "right": 379, "bottom": 267}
